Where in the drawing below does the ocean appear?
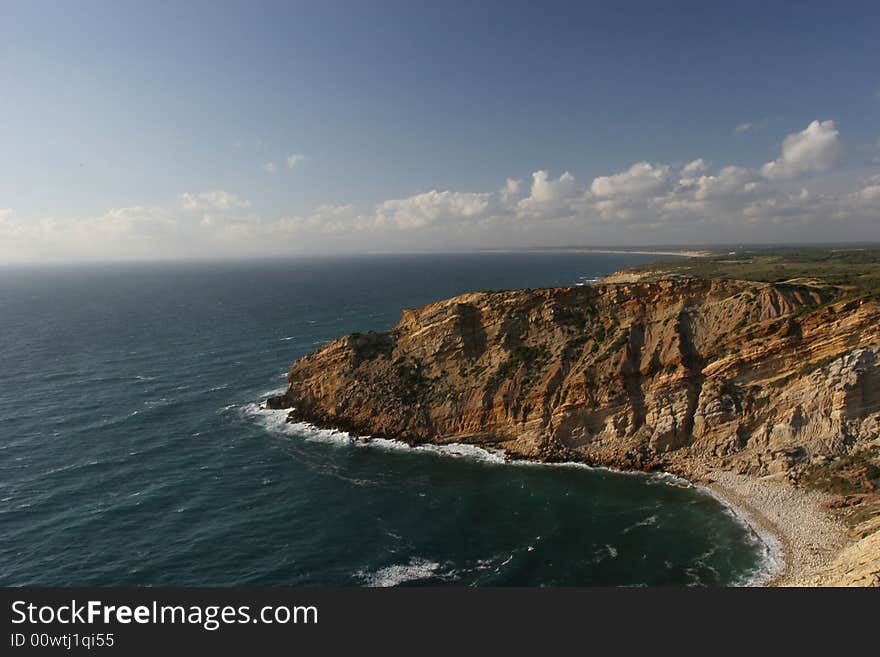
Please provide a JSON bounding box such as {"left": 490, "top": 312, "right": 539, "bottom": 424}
{"left": 0, "top": 252, "right": 774, "bottom": 586}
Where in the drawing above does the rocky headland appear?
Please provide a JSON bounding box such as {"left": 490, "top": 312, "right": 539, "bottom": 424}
{"left": 268, "top": 255, "right": 880, "bottom": 586}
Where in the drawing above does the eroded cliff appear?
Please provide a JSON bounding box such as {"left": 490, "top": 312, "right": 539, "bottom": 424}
{"left": 271, "top": 277, "right": 880, "bottom": 482}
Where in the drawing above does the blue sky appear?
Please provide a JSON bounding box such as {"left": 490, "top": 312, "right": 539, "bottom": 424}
{"left": 1, "top": 0, "right": 878, "bottom": 260}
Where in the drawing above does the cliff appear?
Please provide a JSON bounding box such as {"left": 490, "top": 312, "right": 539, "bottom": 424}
{"left": 273, "top": 278, "right": 878, "bottom": 477}
{"left": 269, "top": 273, "right": 880, "bottom": 584}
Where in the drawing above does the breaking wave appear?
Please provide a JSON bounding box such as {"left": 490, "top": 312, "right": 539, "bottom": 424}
{"left": 244, "top": 399, "right": 783, "bottom": 587}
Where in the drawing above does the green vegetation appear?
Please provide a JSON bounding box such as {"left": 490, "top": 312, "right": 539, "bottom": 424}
{"left": 393, "top": 357, "right": 431, "bottom": 403}
{"left": 800, "top": 446, "right": 880, "bottom": 496}
{"left": 488, "top": 344, "right": 550, "bottom": 388}
{"left": 563, "top": 333, "right": 592, "bottom": 360}
{"left": 510, "top": 345, "right": 549, "bottom": 363}
{"left": 631, "top": 247, "right": 880, "bottom": 300}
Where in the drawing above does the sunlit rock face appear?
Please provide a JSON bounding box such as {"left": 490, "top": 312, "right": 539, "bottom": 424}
{"left": 273, "top": 278, "right": 879, "bottom": 479}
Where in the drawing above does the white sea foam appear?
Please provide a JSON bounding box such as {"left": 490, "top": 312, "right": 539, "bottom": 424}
{"left": 45, "top": 460, "right": 101, "bottom": 476}
{"left": 358, "top": 558, "right": 440, "bottom": 587}
{"left": 245, "top": 403, "right": 508, "bottom": 464}
{"left": 593, "top": 543, "right": 619, "bottom": 563}
{"left": 622, "top": 514, "right": 659, "bottom": 534}
{"left": 698, "top": 486, "right": 785, "bottom": 587}
{"left": 646, "top": 470, "right": 784, "bottom": 586}
{"left": 245, "top": 398, "right": 784, "bottom": 586}
{"left": 258, "top": 385, "right": 288, "bottom": 399}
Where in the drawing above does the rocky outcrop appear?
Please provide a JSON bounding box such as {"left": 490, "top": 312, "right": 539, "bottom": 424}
{"left": 268, "top": 275, "right": 880, "bottom": 586}
{"left": 814, "top": 515, "right": 880, "bottom": 586}
{"left": 272, "top": 277, "right": 880, "bottom": 483}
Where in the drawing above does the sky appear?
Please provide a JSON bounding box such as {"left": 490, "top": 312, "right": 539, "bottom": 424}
{"left": 1, "top": 0, "right": 879, "bottom": 262}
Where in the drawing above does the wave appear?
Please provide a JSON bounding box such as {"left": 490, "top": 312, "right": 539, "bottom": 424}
{"left": 257, "top": 385, "right": 288, "bottom": 399}
{"left": 701, "top": 488, "right": 785, "bottom": 587}
{"left": 243, "top": 404, "right": 507, "bottom": 465}
{"left": 593, "top": 544, "right": 619, "bottom": 563}
{"left": 357, "top": 558, "right": 441, "bottom": 587}
{"left": 244, "top": 398, "right": 784, "bottom": 586}
{"left": 622, "top": 514, "right": 659, "bottom": 534}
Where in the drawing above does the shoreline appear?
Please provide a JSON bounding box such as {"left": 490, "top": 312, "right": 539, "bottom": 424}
{"left": 265, "top": 250, "right": 877, "bottom": 587}
{"left": 697, "top": 482, "right": 785, "bottom": 586}
{"left": 259, "top": 403, "right": 849, "bottom": 586}
{"left": 702, "top": 470, "right": 848, "bottom": 586}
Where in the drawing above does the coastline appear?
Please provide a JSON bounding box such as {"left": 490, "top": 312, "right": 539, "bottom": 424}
{"left": 362, "top": 247, "right": 714, "bottom": 258}
{"left": 266, "top": 250, "right": 879, "bottom": 587}
{"left": 259, "top": 404, "right": 845, "bottom": 587}
{"left": 702, "top": 470, "right": 848, "bottom": 586}
{"left": 478, "top": 247, "right": 713, "bottom": 258}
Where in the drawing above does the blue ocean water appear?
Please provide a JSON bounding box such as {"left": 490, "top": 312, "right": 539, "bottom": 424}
{"left": 0, "top": 253, "right": 773, "bottom": 586}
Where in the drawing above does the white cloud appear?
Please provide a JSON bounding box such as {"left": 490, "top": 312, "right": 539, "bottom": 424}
{"left": 0, "top": 208, "right": 27, "bottom": 240}
{"left": 760, "top": 120, "right": 840, "bottom": 180}
{"left": 374, "top": 190, "right": 494, "bottom": 229}
{"left": 591, "top": 162, "right": 671, "bottom": 198}
{"left": 179, "top": 190, "right": 251, "bottom": 211}
{"left": 735, "top": 119, "right": 770, "bottom": 135}
{"left": 262, "top": 205, "right": 367, "bottom": 236}
{"left": 5, "top": 119, "right": 878, "bottom": 261}
{"left": 500, "top": 178, "right": 523, "bottom": 203}
{"left": 90, "top": 206, "right": 176, "bottom": 235}
{"left": 524, "top": 170, "right": 578, "bottom": 203}
{"left": 585, "top": 163, "right": 675, "bottom": 223}
{"left": 691, "top": 166, "right": 760, "bottom": 202}
{"left": 681, "top": 158, "right": 708, "bottom": 176}
{"left": 261, "top": 162, "right": 277, "bottom": 173}
{"left": 859, "top": 174, "right": 880, "bottom": 203}
{"left": 0, "top": 206, "right": 181, "bottom": 262}
{"left": 514, "top": 171, "right": 586, "bottom": 222}
{"left": 286, "top": 154, "right": 305, "bottom": 168}
{"left": 179, "top": 191, "right": 254, "bottom": 233}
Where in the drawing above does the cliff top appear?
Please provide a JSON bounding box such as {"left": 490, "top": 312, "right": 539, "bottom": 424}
{"left": 602, "top": 247, "right": 880, "bottom": 300}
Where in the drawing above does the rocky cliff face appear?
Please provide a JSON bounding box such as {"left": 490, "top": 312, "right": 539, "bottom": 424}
{"left": 271, "top": 277, "right": 880, "bottom": 482}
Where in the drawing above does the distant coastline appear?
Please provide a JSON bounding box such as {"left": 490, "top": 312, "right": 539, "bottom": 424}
{"left": 479, "top": 247, "right": 713, "bottom": 258}
{"left": 362, "top": 247, "right": 714, "bottom": 258}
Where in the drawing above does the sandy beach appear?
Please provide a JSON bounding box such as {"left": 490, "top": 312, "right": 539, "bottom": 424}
{"left": 705, "top": 470, "right": 849, "bottom": 586}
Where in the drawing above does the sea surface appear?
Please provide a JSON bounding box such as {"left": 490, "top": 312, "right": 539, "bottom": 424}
{"left": 0, "top": 253, "right": 774, "bottom": 586}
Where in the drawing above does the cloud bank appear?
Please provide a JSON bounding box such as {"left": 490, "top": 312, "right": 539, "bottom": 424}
{"left": 2, "top": 120, "right": 878, "bottom": 261}
{"left": 760, "top": 120, "right": 840, "bottom": 180}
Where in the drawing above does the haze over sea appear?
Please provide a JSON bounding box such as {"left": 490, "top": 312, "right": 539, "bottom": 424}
{"left": 0, "top": 252, "right": 773, "bottom": 586}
